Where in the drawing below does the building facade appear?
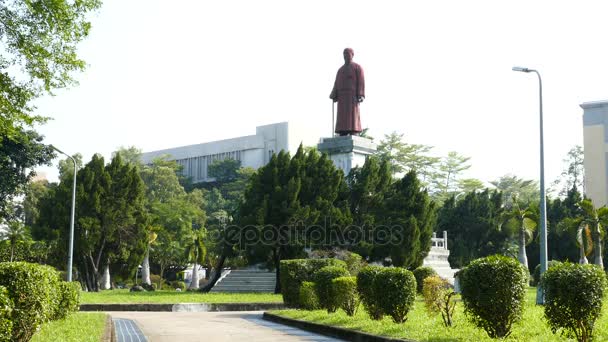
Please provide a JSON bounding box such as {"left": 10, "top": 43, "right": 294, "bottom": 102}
{"left": 141, "top": 122, "right": 311, "bottom": 183}
{"left": 582, "top": 100, "right": 608, "bottom": 207}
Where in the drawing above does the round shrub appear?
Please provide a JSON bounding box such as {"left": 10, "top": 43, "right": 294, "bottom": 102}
{"left": 531, "top": 260, "right": 561, "bottom": 286}
{"left": 542, "top": 263, "right": 607, "bottom": 342}
{"left": 170, "top": 280, "right": 187, "bottom": 291}
{"left": 332, "top": 276, "right": 360, "bottom": 316}
{"left": 459, "top": 255, "right": 528, "bottom": 338}
{"left": 299, "top": 281, "right": 320, "bottom": 310}
{"left": 279, "top": 258, "right": 347, "bottom": 307}
{"left": 356, "top": 265, "right": 384, "bottom": 320}
{"left": 313, "top": 266, "right": 350, "bottom": 313}
{"left": 413, "top": 266, "right": 437, "bottom": 293}
{"left": 343, "top": 252, "right": 366, "bottom": 276}
{"left": 0, "top": 286, "right": 12, "bottom": 342}
{"left": 374, "top": 267, "right": 416, "bottom": 323}
{"left": 0, "top": 262, "right": 61, "bottom": 341}
{"left": 53, "top": 281, "right": 81, "bottom": 320}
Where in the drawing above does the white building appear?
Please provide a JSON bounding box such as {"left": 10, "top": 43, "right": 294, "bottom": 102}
{"left": 581, "top": 100, "right": 608, "bottom": 206}
{"left": 141, "top": 122, "right": 315, "bottom": 183}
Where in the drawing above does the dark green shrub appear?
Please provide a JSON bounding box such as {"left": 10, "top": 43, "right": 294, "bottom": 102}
{"left": 150, "top": 274, "right": 162, "bottom": 287}
{"left": 53, "top": 281, "right": 81, "bottom": 320}
{"left": 170, "top": 280, "right": 187, "bottom": 291}
{"left": 343, "top": 252, "right": 366, "bottom": 276}
{"left": 332, "top": 276, "right": 360, "bottom": 316}
{"left": 542, "top": 263, "right": 607, "bottom": 342}
{"left": 0, "top": 262, "right": 61, "bottom": 341}
{"left": 279, "top": 258, "right": 347, "bottom": 307}
{"left": 141, "top": 283, "right": 156, "bottom": 291}
{"left": 531, "top": 260, "right": 561, "bottom": 286}
{"left": 374, "top": 267, "right": 416, "bottom": 323}
{"left": 0, "top": 286, "right": 12, "bottom": 342}
{"left": 459, "top": 255, "right": 528, "bottom": 338}
{"left": 314, "top": 266, "right": 350, "bottom": 313}
{"left": 413, "top": 266, "right": 437, "bottom": 293}
{"left": 356, "top": 265, "right": 384, "bottom": 320}
{"left": 299, "top": 281, "right": 320, "bottom": 310}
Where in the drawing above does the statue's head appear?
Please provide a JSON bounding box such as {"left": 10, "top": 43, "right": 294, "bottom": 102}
{"left": 343, "top": 48, "right": 354, "bottom": 64}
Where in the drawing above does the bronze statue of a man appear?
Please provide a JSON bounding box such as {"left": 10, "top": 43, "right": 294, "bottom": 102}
{"left": 330, "top": 48, "right": 365, "bottom": 136}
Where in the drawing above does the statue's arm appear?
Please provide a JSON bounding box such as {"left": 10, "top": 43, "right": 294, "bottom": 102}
{"left": 357, "top": 65, "right": 365, "bottom": 101}
{"left": 330, "top": 70, "right": 339, "bottom": 101}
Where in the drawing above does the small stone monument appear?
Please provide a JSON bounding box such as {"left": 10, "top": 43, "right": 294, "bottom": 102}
{"left": 422, "top": 231, "right": 459, "bottom": 286}
{"left": 317, "top": 135, "right": 376, "bottom": 175}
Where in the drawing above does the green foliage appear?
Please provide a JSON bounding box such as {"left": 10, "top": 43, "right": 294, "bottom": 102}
{"left": 490, "top": 174, "right": 539, "bottom": 207}
{"left": 208, "top": 158, "right": 242, "bottom": 183}
{"left": 374, "top": 267, "right": 416, "bottom": 323}
{"left": 531, "top": 260, "right": 561, "bottom": 286}
{"left": 298, "top": 281, "right": 320, "bottom": 310}
{"left": 313, "top": 266, "right": 350, "bottom": 313}
{"left": 459, "top": 255, "right": 528, "bottom": 338}
{"left": 170, "top": 281, "right": 187, "bottom": 291}
{"left": 499, "top": 200, "right": 538, "bottom": 268}
{"left": 356, "top": 265, "right": 384, "bottom": 320}
{"left": 343, "top": 252, "right": 366, "bottom": 276}
{"left": 422, "top": 275, "right": 456, "bottom": 327}
{"left": 279, "top": 258, "right": 346, "bottom": 307}
{"left": 412, "top": 266, "right": 437, "bottom": 293}
{"left": 332, "top": 276, "right": 360, "bottom": 316}
{"left": 54, "top": 282, "right": 81, "bottom": 320}
{"left": 0, "top": 262, "right": 61, "bottom": 341}
{"left": 436, "top": 189, "right": 508, "bottom": 268}
{"left": 542, "top": 263, "right": 608, "bottom": 342}
{"left": 0, "top": 286, "right": 12, "bottom": 342}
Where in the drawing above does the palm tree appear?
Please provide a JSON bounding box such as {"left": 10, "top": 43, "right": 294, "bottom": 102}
{"left": 559, "top": 199, "right": 608, "bottom": 268}
{"left": 185, "top": 229, "right": 206, "bottom": 290}
{"left": 500, "top": 199, "right": 538, "bottom": 268}
{"left": 141, "top": 229, "right": 158, "bottom": 286}
{"left": 0, "top": 221, "right": 30, "bottom": 262}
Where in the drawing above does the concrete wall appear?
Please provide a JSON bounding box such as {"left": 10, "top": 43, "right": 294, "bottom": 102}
{"left": 582, "top": 100, "right": 608, "bottom": 207}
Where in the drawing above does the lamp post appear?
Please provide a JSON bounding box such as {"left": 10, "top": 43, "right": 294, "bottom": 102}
{"left": 512, "top": 66, "right": 548, "bottom": 305}
{"left": 51, "top": 145, "right": 77, "bottom": 282}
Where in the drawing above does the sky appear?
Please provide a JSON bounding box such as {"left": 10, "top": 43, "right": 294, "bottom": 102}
{"left": 33, "top": 0, "right": 608, "bottom": 189}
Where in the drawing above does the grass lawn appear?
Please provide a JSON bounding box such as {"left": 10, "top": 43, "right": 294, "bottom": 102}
{"left": 270, "top": 288, "right": 608, "bottom": 341}
{"left": 31, "top": 313, "right": 107, "bottom": 342}
{"left": 80, "top": 289, "right": 283, "bottom": 304}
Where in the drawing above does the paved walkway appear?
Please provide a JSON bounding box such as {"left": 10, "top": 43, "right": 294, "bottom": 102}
{"left": 109, "top": 311, "right": 343, "bottom": 342}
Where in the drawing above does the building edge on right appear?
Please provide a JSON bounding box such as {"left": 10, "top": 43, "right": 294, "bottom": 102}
{"left": 581, "top": 100, "right": 608, "bottom": 207}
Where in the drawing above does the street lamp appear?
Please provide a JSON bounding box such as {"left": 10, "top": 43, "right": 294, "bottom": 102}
{"left": 50, "top": 145, "right": 77, "bottom": 282}
{"left": 512, "top": 66, "right": 548, "bottom": 305}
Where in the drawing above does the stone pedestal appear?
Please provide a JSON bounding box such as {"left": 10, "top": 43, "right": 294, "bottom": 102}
{"left": 423, "top": 231, "right": 459, "bottom": 286}
{"left": 317, "top": 135, "right": 377, "bottom": 175}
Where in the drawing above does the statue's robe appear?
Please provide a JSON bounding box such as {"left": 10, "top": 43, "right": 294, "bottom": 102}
{"left": 330, "top": 62, "right": 365, "bottom": 135}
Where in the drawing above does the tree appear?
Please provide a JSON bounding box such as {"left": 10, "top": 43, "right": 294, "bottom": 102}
{"left": 432, "top": 151, "right": 471, "bottom": 203}
{"left": 559, "top": 199, "right": 608, "bottom": 267}
{"left": 112, "top": 146, "right": 143, "bottom": 166}
{"left": 0, "top": 0, "right": 102, "bottom": 139}
{"left": 457, "top": 178, "right": 486, "bottom": 195}
{"left": 21, "top": 179, "right": 49, "bottom": 228}
{"left": 0, "top": 221, "right": 30, "bottom": 262}
{"left": 0, "top": 129, "right": 54, "bottom": 219}
{"left": 551, "top": 146, "right": 584, "bottom": 197}
{"left": 377, "top": 132, "right": 439, "bottom": 182}
{"left": 185, "top": 228, "right": 207, "bottom": 290}
{"left": 490, "top": 174, "right": 539, "bottom": 207}
{"left": 499, "top": 198, "right": 538, "bottom": 268}
{"left": 141, "top": 230, "right": 158, "bottom": 285}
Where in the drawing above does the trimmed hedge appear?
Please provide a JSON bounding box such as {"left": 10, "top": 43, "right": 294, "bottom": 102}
{"left": 413, "top": 266, "right": 437, "bottom": 293}
{"left": 0, "top": 286, "right": 12, "bottom": 342}
{"left": 299, "top": 281, "right": 320, "bottom": 310}
{"left": 0, "top": 262, "right": 61, "bottom": 341}
{"left": 279, "top": 258, "right": 347, "bottom": 307}
{"left": 356, "top": 265, "right": 384, "bottom": 320}
{"left": 531, "top": 260, "right": 561, "bottom": 286}
{"left": 374, "top": 267, "right": 416, "bottom": 323}
{"left": 332, "top": 276, "right": 360, "bottom": 316}
{"left": 314, "top": 266, "right": 350, "bottom": 313}
{"left": 542, "top": 263, "right": 607, "bottom": 342}
{"left": 459, "top": 255, "right": 528, "bottom": 338}
{"left": 53, "top": 281, "right": 81, "bottom": 320}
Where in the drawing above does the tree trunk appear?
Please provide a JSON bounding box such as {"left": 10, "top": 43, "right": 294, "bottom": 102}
{"left": 593, "top": 228, "right": 603, "bottom": 268}
{"left": 10, "top": 244, "right": 14, "bottom": 262}
{"left": 189, "top": 263, "right": 199, "bottom": 290}
{"left": 517, "top": 227, "right": 528, "bottom": 268}
{"left": 142, "top": 247, "right": 151, "bottom": 285}
{"left": 200, "top": 254, "right": 226, "bottom": 292}
{"left": 579, "top": 243, "right": 588, "bottom": 264}
{"left": 159, "top": 264, "right": 165, "bottom": 289}
{"left": 274, "top": 248, "right": 281, "bottom": 294}
{"left": 100, "top": 264, "right": 111, "bottom": 290}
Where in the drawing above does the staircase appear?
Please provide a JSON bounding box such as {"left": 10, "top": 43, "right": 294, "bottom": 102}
{"left": 423, "top": 231, "right": 459, "bottom": 285}
{"left": 210, "top": 269, "right": 276, "bottom": 293}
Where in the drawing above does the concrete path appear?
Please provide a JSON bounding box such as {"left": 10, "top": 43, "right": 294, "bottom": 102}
{"left": 110, "top": 311, "right": 344, "bottom": 342}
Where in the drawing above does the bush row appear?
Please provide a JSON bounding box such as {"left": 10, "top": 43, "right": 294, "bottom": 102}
{"left": 279, "top": 258, "right": 347, "bottom": 307}
{"left": 0, "top": 262, "right": 81, "bottom": 341}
